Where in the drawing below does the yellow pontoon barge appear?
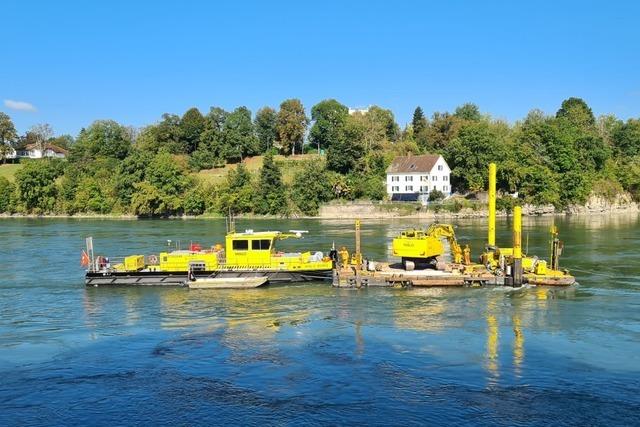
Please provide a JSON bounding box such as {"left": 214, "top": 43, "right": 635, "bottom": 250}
{"left": 84, "top": 228, "right": 333, "bottom": 286}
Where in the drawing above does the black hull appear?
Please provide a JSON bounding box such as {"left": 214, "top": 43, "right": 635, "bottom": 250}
{"left": 85, "top": 269, "right": 333, "bottom": 286}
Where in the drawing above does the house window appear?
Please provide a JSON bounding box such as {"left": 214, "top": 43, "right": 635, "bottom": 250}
{"left": 443, "top": 186, "right": 449, "bottom": 192}
{"left": 443, "top": 176, "right": 448, "bottom": 181}
{"left": 391, "top": 176, "right": 399, "bottom": 182}
{"left": 420, "top": 186, "right": 428, "bottom": 192}
{"left": 432, "top": 176, "right": 437, "bottom": 181}
{"left": 421, "top": 175, "right": 428, "bottom": 181}
{"left": 433, "top": 186, "right": 437, "bottom": 191}
{"left": 405, "top": 176, "right": 413, "bottom": 182}
{"left": 392, "top": 186, "right": 399, "bottom": 192}
{"left": 232, "top": 240, "right": 249, "bottom": 250}
{"left": 406, "top": 185, "right": 413, "bottom": 191}
{"left": 438, "top": 165, "right": 443, "bottom": 171}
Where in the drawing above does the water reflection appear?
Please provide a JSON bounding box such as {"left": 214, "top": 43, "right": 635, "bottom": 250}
{"left": 485, "top": 298, "right": 500, "bottom": 385}
{"left": 393, "top": 288, "right": 453, "bottom": 332}
{"left": 512, "top": 315, "right": 524, "bottom": 377}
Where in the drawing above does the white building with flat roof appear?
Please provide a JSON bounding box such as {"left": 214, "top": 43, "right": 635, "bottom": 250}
{"left": 386, "top": 154, "right": 451, "bottom": 203}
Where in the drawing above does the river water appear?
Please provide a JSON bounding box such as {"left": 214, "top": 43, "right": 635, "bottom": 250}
{"left": 0, "top": 216, "right": 639, "bottom": 426}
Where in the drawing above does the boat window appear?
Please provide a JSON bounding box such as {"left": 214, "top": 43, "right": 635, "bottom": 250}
{"left": 232, "top": 240, "right": 249, "bottom": 250}
{"left": 251, "top": 239, "right": 271, "bottom": 250}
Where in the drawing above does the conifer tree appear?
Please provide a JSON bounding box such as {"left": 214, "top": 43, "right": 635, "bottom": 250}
{"left": 412, "top": 106, "right": 427, "bottom": 135}
{"left": 255, "top": 152, "right": 288, "bottom": 215}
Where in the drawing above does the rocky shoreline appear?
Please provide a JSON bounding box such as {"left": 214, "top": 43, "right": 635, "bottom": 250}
{"left": 1, "top": 194, "right": 637, "bottom": 220}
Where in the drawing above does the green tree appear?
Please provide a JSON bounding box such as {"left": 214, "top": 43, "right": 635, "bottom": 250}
{"left": 130, "top": 182, "right": 167, "bottom": 217}
{"left": 367, "top": 106, "right": 399, "bottom": 142}
{"left": 222, "top": 106, "right": 259, "bottom": 162}
{"left": 428, "top": 189, "right": 445, "bottom": 201}
{"left": 326, "top": 118, "right": 365, "bottom": 174}
{"left": 72, "top": 120, "right": 132, "bottom": 161}
{"left": 424, "top": 112, "right": 463, "bottom": 151}
{"left": 196, "top": 107, "right": 229, "bottom": 165}
{"left": 114, "top": 149, "right": 153, "bottom": 206}
{"left": 291, "top": 162, "right": 333, "bottom": 215}
{"left": 444, "top": 121, "right": 509, "bottom": 191}
{"left": 255, "top": 152, "right": 288, "bottom": 215}
{"left": 519, "top": 165, "right": 561, "bottom": 206}
{"left": 454, "top": 103, "right": 481, "bottom": 121}
{"left": 73, "top": 175, "right": 113, "bottom": 213}
{"left": 180, "top": 107, "right": 205, "bottom": 153}
{"left": 137, "top": 114, "right": 184, "bottom": 154}
{"left": 348, "top": 106, "right": 398, "bottom": 152}
{"left": 217, "top": 163, "right": 254, "bottom": 214}
{"left": 559, "top": 170, "right": 592, "bottom": 205}
{"left": 0, "top": 113, "right": 18, "bottom": 162}
{"left": 556, "top": 97, "right": 595, "bottom": 128}
{"left": 276, "top": 99, "right": 308, "bottom": 155}
{"left": 129, "top": 152, "right": 190, "bottom": 216}
{"left": 15, "top": 161, "right": 63, "bottom": 212}
{"left": 50, "top": 134, "right": 74, "bottom": 150}
{"left": 309, "top": 99, "right": 348, "bottom": 153}
{"left": 0, "top": 176, "right": 15, "bottom": 212}
{"left": 146, "top": 152, "right": 189, "bottom": 196}
{"left": 412, "top": 106, "right": 427, "bottom": 135}
{"left": 613, "top": 119, "right": 640, "bottom": 157}
{"left": 183, "top": 187, "right": 206, "bottom": 215}
{"left": 254, "top": 107, "right": 278, "bottom": 153}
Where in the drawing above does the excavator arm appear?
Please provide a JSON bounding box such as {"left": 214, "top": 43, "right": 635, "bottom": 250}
{"left": 426, "top": 224, "right": 463, "bottom": 264}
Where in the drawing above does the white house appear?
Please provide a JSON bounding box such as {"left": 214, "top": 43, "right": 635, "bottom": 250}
{"left": 17, "top": 143, "right": 67, "bottom": 159}
{"left": 386, "top": 154, "right": 451, "bottom": 203}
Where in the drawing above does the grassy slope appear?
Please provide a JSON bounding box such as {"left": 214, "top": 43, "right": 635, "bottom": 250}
{"left": 195, "top": 154, "right": 320, "bottom": 186}
{"left": 0, "top": 164, "right": 23, "bottom": 182}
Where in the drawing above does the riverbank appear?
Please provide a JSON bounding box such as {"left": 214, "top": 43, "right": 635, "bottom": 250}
{"left": 317, "top": 193, "right": 639, "bottom": 219}
{"left": 1, "top": 194, "right": 637, "bottom": 220}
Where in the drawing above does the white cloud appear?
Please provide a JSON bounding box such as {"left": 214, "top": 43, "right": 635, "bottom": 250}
{"left": 3, "top": 99, "right": 37, "bottom": 112}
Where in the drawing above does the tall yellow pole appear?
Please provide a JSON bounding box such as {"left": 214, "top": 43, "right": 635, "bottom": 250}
{"left": 488, "top": 163, "right": 496, "bottom": 247}
{"left": 512, "top": 205, "right": 523, "bottom": 286}
{"left": 355, "top": 219, "right": 361, "bottom": 263}
{"left": 513, "top": 206, "right": 522, "bottom": 259}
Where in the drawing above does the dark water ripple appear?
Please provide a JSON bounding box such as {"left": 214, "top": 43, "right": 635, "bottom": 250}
{"left": 1, "top": 217, "right": 639, "bottom": 426}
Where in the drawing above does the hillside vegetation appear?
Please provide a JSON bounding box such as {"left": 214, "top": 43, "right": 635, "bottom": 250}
{"left": 0, "top": 97, "right": 638, "bottom": 217}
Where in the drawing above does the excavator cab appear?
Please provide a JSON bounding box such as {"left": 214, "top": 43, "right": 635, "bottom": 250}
{"left": 392, "top": 223, "right": 464, "bottom": 270}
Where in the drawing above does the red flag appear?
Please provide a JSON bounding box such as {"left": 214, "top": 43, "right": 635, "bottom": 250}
{"left": 81, "top": 250, "right": 90, "bottom": 267}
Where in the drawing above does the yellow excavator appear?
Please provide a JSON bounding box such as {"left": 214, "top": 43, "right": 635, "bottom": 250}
{"left": 392, "top": 224, "right": 464, "bottom": 270}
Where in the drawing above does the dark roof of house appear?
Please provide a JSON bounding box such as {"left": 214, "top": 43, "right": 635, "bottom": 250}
{"left": 386, "top": 154, "right": 441, "bottom": 174}
{"left": 25, "top": 143, "right": 68, "bottom": 154}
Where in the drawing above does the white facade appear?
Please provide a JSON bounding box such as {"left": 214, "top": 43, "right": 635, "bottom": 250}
{"left": 348, "top": 106, "right": 370, "bottom": 115}
{"left": 17, "top": 145, "right": 66, "bottom": 159}
{"left": 386, "top": 155, "right": 451, "bottom": 201}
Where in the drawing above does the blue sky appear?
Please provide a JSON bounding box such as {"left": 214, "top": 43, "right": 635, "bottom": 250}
{"left": 1, "top": 0, "right": 639, "bottom": 136}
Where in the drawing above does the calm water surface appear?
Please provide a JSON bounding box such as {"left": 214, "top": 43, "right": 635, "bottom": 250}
{"left": 0, "top": 216, "right": 639, "bottom": 426}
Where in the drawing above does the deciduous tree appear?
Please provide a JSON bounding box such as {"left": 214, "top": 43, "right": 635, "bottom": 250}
{"left": 309, "top": 99, "right": 348, "bottom": 153}
{"left": 276, "top": 99, "right": 308, "bottom": 155}
{"left": 254, "top": 107, "right": 278, "bottom": 153}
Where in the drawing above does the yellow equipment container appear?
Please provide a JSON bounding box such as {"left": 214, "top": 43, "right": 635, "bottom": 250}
{"left": 534, "top": 260, "right": 548, "bottom": 275}
{"left": 124, "top": 255, "right": 145, "bottom": 271}
{"left": 159, "top": 251, "right": 220, "bottom": 272}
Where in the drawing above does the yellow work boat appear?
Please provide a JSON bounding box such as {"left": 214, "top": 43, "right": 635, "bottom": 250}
{"left": 84, "top": 227, "right": 334, "bottom": 287}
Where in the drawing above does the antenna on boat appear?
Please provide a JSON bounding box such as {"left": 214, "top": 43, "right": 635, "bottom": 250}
{"left": 226, "top": 209, "right": 236, "bottom": 234}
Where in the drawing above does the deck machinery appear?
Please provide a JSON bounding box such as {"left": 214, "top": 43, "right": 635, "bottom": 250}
{"left": 333, "top": 163, "right": 576, "bottom": 288}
